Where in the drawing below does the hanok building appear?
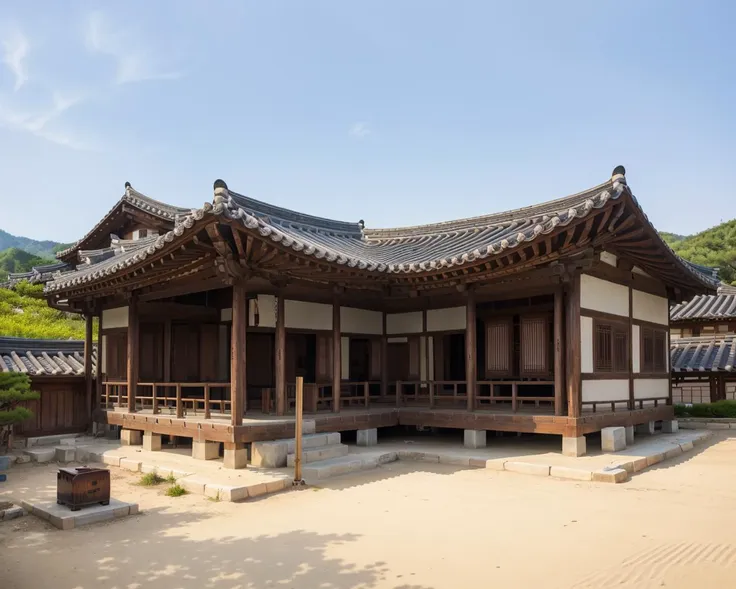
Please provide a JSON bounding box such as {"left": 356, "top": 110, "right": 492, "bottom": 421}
{"left": 670, "top": 284, "right": 736, "bottom": 403}
{"left": 44, "top": 166, "right": 716, "bottom": 465}
{"left": 3, "top": 261, "right": 72, "bottom": 289}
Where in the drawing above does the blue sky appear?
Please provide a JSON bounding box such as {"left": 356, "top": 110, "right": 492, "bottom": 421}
{"left": 1, "top": 1, "right": 734, "bottom": 243}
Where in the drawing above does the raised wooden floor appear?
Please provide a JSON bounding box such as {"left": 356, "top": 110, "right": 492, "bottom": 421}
{"left": 97, "top": 403, "right": 674, "bottom": 443}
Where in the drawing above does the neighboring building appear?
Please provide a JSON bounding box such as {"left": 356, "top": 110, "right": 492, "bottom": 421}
{"left": 43, "top": 166, "right": 716, "bottom": 463}
{"left": 0, "top": 337, "right": 96, "bottom": 436}
{"left": 670, "top": 284, "right": 736, "bottom": 403}
{"left": 2, "top": 261, "right": 73, "bottom": 289}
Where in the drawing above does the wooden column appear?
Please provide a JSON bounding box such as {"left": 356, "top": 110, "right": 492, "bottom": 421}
{"left": 231, "top": 282, "right": 247, "bottom": 426}
{"left": 565, "top": 275, "right": 581, "bottom": 417}
{"left": 163, "top": 319, "right": 172, "bottom": 383}
{"left": 553, "top": 287, "right": 565, "bottom": 416}
{"left": 126, "top": 296, "right": 139, "bottom": 413}
{"left": 465, "top": 288, "right": 476, "bottom": 411}
{"left": 628, "top": 286, "right": 634, "bottom": 410}
{"left": 84, "top": 313, "right": 94, "bottom": 419}
{"left": 332, "top": 298, "right": 341, "bottom": 413}
{"left": 96, "top": 309, "right": 103, "bottom": 413}
{"left": 275, "top": 294, "right": 286, "bottom": 416}
{"left": 381, "top": 312, "right": 388, "bottom": 397}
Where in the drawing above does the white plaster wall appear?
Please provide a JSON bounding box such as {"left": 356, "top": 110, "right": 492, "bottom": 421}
{"left": 101, "top": 335, "right": 107, "bottom": 373}
{"left": 420, "top": 336, "right": 427, "bottom": 380}
{"left": 102, "top": 306, "right": 129, "bottom": 329}
{"left": 285, "top": 300, "right": 332, "bottom": 331}
{"left": 634, "top": 378, "right": 669, "bottom": 399}
{"left": 632, "top": 325, "right": 641, "bottom": 373}
{"left": 580, "top": 274, "right": 629, "bottom": 317}
{"left": 386, "top": 311, "right": 423, "bottom": 334}
{"left": 341, "top": 337, "right": 350, "bottom": 379}
{"left": 600, "top": 251, "right": 618, "bottom": 267}
{"left": 426, "top": 307, "right": 466, "bottom": 332}
{"left": 632, "top": 290, "right": 668, "bottom": 325}
{"left": 220, "top": 308, "right": 233, "bottom": 322}
{"left": 581, "top": 316, "right": 594, "bottom": 373}
{"left": 256, "top": 295, "right": 277, "bottom": 328}
{"left": 582, "top": 380, "right": 630, "bottom": 402}
{"left": 341, "top": 307, "right": 382, "bottom": 335}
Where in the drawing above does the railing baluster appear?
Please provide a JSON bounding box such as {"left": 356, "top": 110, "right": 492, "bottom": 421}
{"left": 364, "top": 382, "right": 369, "bottom": 408}
{"left": 429, "top": 381, "right": 435, "bottom": 408}
{"left": 152, "top": 383, "right": 158, "bottom": 415}
{"left": 204, "top": 384, "right": 211, "bottom": 419}
{"left": 176, "top": 384, "right": 183, "bottom": 418}
{"left": 396, "top": 380, "right": 402, "bottom": 407}
{"left": 511, "top": 383, "right": 518, "bottom": 413}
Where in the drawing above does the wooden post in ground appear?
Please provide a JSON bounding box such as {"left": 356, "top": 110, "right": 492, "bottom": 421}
{"left": 84, "top": 312, "right": 94, "bottom": 420}
{"left": 127, "top": 295, "right": 139, "bottom": 413}
{"left": 553, "top": 286, "right": 565, "bottom": 416}
{"left": 294, "top": 376, "right": 304, "bottom": 484}
{"left": 231, "top": 282, "right": 247, "bottom": 426}
{"left": 465, "top": 287, "right": 477, "bottom": 411}
{"left": 565, "top": 274, "right": 581, "bottom": 417}
{"left": 332, "top": 297, "right": 341, "bottom": 412}
{"left": 275, "top": 294, "right": 286, "bottom": 416}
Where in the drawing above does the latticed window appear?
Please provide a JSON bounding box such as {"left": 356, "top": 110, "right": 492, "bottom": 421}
{"left": 642, "top": 327, "right": 667, "bottom": 373}
{"left": 594, "top": 320, "right": 628, "bottom": 373}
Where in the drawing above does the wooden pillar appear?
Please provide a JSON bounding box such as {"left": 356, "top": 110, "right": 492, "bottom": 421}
{"left": 231, "top": 282, "right": 247, "bottom": 426}
{"left": 465, "top": 288, "right": 476, "bottom": 411}
{"left": 333, "top": 297, "right": 341, "bottom": 413}
{"left": 96, "top": 309, "right": 103, "bottom": 413}
{"left": 628, "top": 286, "right": 634, "bottom": 409}
{"left": 553, "top": 287, "right": 565, "bottom": 416}
{"left": 84, "top": 313, "right": 94, "bottom": 419}
{"left": 275, "top": 294, "right": 286, "bottom": 416}
{"left": 381, "top": 312, "right": 388, "bottom": 397}
{"left": 565, "top": 275, "right": 581, "bottom": 417}
{"left": 126, "top": 296, "right": 139, "bottom": 413}
{"left": 163, "top": 319, "right": 172, "bottom": 383}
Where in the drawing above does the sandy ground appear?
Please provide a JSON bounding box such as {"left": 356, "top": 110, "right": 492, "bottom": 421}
{"left": 1, "top": 432, "right": 735, "bottom": 589}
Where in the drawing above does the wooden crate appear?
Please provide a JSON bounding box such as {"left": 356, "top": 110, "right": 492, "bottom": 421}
{"left": 57, "top": 467, "right": 110, "bottom": 511}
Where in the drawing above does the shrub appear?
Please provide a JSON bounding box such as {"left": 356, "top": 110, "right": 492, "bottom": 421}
{"left": 165, "top": 472, "right": 177, "bottom": 484}
{"left": 139, "top": 471, "right": 165, "bottom": 486}
{"left": 166, "top": 483, "right": 187, "bottom": 497}
{"left": 675, "top": 400, "right": 736, "bottom": 419}
{"left": 0, "top": 373, "right": 40, "bottom": 452}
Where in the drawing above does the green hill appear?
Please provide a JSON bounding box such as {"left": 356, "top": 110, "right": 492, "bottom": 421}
{"left": 0, "top": 282, "right": 88, "bottom": 339}
{"left": 0, "top": 248, "right": 52, "bottom": 282}
{"left": 660, "top": 220, "right": 736, "bottom": 285}
{"left": 0, "top": 229, "right": 61, "bottom": 258}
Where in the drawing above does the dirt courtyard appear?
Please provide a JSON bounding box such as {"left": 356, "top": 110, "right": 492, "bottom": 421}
{"left": 1, "top": 432, "right": 735, "bottom": 589}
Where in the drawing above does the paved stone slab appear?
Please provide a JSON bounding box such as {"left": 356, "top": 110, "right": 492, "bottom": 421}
{"left": 1, "top": 505, "right": 25, "bottom": 521}
{"left": 550, "top": 466, "right": 593, "bottom": 481}
{"left": 504, "top": 461, "right": 551, "bottom": 477}
{"left": 204, "top": 483, "right": 248, "bottom": 502}
{"left": 592, "top": 468, "right": 628, "bottom": 483}
{"left": 54, "top": 447, "right": 76, "bottom": 462}
{"left": 22, "top": 448, "right": 56, "bottom": 463}
{"left": 286, "top": 444, "right": 349, "bottom": 467}
{"left": 24, "top": 498, "right": 137, "bottom": 530}
{"left": 119, "top": 458, "right": 142, "bottom": 472}
{"left": 26, "top": 433, "right": 83, "bottom": 448}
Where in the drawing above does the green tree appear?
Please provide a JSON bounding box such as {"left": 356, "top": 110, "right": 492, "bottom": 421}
{"left": 0, "top": 373, "right": 40, "bottom": 452}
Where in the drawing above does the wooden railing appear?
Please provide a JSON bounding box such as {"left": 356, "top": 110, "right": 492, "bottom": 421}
{"left": 475, "top": 380, "right": 555, "bottom": 412}
{"left": 102, "top": 381, "right": 231, "bottom": 418}
{"left": 396, "top": 380, "right": 468, "bottom": 408}
{"left": 339, "top": 381, "right": 383, "bottom": 408}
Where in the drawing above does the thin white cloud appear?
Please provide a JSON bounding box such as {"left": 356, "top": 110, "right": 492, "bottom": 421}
{"left": 350, "top": 121, "right": 372, "bottom": 139}
{"left": 1, "top": 26, "right": 29, "bottom": 91}
{"left": 0, "top": 92, "right": 93, "bottom": 150}
{"left": 85, "top": 11, "right": 182, "bottom": 85}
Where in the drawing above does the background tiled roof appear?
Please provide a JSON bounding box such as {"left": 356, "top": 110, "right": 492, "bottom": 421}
{"left": 671, "top": 335, "right": 736, "bottom": 372}
{"left": 0, "top": 337, "right": 95, "bottom": 376}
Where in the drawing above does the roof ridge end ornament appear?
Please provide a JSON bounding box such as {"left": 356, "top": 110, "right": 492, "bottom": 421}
{"left": 124, "top": 181, "right": 132, "bottom": 197}
{"left": 611, "top": 165, "right": 627, "bottom": 185}
{"left": 213, "top": 179, "right": 229, "bottom": 205}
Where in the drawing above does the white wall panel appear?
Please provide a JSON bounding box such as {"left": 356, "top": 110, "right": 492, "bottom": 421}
{"left": 581, "top": 316, "right": 594, "bottom": 373}
{"left": 386, "top": 311, "right": 423, "bottom": 334}
{"left": 580, "top": 274, "right": 629, "bottom": 317}
{"left": 632, "top": 325, "right": 641, "bottom": 373}
{"left": 600, "top": 251, "right": 618, "bottom": 267}
{"left": 102, "top": 306, "right": 128, "bottom": 329}
{"left": 420, "top": 336, "right": 427, "bottom": 380}
{"left": 632, "top": 290, "right": 668, "bottom": 325}
{"left": 341, "top": 307, "right": 383, "bottom": 335}
{"left": 634, "top": 378, "right": 669, "bottom": 399}
{"left": 426, "top": 307, "right": 466, "bottom": 332}
{"left": 101, "top": 335, "right": 107, "bottom": 373}
{"left": 285, "top": 300, "right": 332, "bottom": 331}
{"left": 582, "top": 380, "right": 630, "bottom": 402}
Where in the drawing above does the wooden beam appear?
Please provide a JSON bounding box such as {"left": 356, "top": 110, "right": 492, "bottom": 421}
{"left": 565, "top": 274, "right": 581, "bottom": 417}
{"left": 275, "top": 294, "right": 286, "bottom": 416}
{"left": 333, "top": 297, "right": 341, "bottom": 413}
{"left": 127, "top": 295, "right": 139, "bottom": 413}
{"left": 231, "top": 282, "right": 247, "bottom": 425}
{"left": 553, "top": 286, "right": 564, "bottom": 416}
{"left": 84, "top": 313, "right": 94, "bottom": 420}
{"left": 465, "top": 287, "right": 477, "bottom": 411}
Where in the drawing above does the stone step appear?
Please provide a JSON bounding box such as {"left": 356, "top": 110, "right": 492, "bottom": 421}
{"left": 286, "top": 443, "right": 349, "bottom": 467}
{"left": 251, "top": 432, "right": 341, "bottom": 468}
{"left": 302, "top": 451, "right": 398, "bottom": 482}
{"left": 22, "top": 448, "right": 56, "bottom": 463}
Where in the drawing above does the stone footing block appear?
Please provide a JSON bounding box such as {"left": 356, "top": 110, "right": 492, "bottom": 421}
{"left": 636, "top": 421, "right": 656, "bottom": 435}
{"left": 192, "top": 441, "right": 220, "bottom": 461}
{"left": 143, "top": 433, "right": 162, "bottom": 452}
{"left": 120, "top": 429, "right": 142, "bottom": 446}
{"left": 562, "top": 436, "right": 586, "bottom": 457}
{"left": 224, "top": 444, "right": 248, "bottom": 469}
{"left": 625, "top": 425, "right": 635, "bottom": 445}
{"left": 601, "top": 427, "right": 627, "bottom": 452}
{"left": 356, "top": 428, "right": 378, "bottom": 447}
{"left": 22, "top": 448, "right": 56, "bottom": 463}
{"left": 464, "top": 429, "right": 486, "bottom": 449}
{"left": 661, "top": 420, "right": 679, "bottom": 434}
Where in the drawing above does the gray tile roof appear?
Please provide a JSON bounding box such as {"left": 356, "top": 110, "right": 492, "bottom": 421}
{"left": 670, "top": 292, "right": 736, "bottom": 322}
{"left": 671, "top": 335, "right": 736, "bottom": 372}
{"left": 46, "top": 169, "right": 719, "bottom": 294}
{"left": 6, "top": 261, "right": 72, "bottom": 286}
{"left": 55, "top": 185, "right": 192, "bottom": 260}
{"left": 0, "top": 337, "right": 96, "bottom": 377}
